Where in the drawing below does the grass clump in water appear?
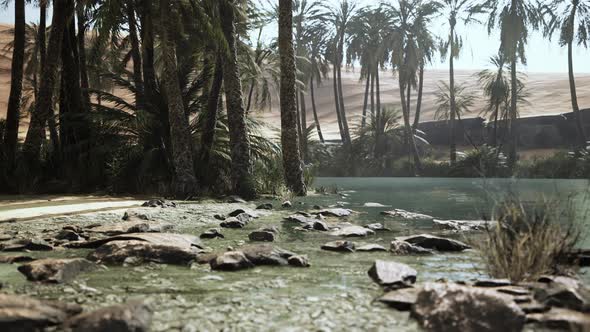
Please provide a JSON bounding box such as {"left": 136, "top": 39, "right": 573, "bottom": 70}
{"left": 481, "top": 197, "right": 582, "bottom": 283}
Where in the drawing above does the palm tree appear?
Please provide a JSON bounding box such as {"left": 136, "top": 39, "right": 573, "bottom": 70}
{"left": 159, "top": 0, "right": 198, "bottom": 197}
{"left": 439, "top": 0, "right": 484, "bottom": 164}
{"left": 279, "top": 0, "right": 306, "bottom": 196}
{"left": 219, "top": 0, "right": 257, "bottom": 199}
{"left": 306, "top": 22, "right": 330, "bottom": 143}
{"left": 479, "top": 0, "right": 541, "bottom": 167}
{"left": 3, "top": 0, "right": 25, "bottom": 169}
{"left": 434, "top": 81, "right": 477, "bottom": 121}
{"left": 477, "top": 55, "right": 510, "bottom": 146}
{"left": 541, "top": 0, "right": 590, "bottom": 151}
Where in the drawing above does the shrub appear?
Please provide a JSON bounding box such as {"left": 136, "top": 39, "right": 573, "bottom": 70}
{"left": 481, "top": 197, "right": 581, "bottom": 282}
{"left": 451, "top": 145, "right": 509, "bottom": 177}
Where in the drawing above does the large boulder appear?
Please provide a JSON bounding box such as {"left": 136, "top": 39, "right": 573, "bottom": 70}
{"left": 330, "top": 226, "right": 375, "bottom": 237}
{"left": 390, "top": 240, "right": 433, "bottom": 255}
{"left": 396, "top": 234, "right": 471, "bottom": 252}
{"left": 411, "top": 283, "right": 526, "bottom": 332}
{"left": 88, "top": 240, "right": 202, "bottom": 265}
{"left": 0, "top": 293, "right": 82, "bottom": 332}
{"left": 18, "top": 258, "right": 96, "bottom": 283}
{"left": 210, "top": 251, "right": 254, "bottom": 271}
{"left": 381, "top": 209, "right": 433, "bottom": 220}
{"left": 368, "top": 260, "right": 417, "bottom": 288}
{"left": 64, "top": 300, "right": 152, "bottom": 332}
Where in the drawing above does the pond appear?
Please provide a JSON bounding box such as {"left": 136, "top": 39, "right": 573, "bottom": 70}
{"left": 0, "top": 178, "right": 588, "bottom": 331}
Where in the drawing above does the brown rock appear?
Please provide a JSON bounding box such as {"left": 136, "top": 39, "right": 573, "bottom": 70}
{"left": 18, "top": 258, "right": 96, "bottom": 283}
{"left": 64, "top": 300, "right": 152, "bottom": 332}
{"left": 0, "top": 293, "right": 82, "bottom": 331}
{"left": 368, "top": 260, "right": 417, "bottom": 288}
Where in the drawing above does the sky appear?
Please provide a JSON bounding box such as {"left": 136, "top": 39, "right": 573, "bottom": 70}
{"left": 0, "top": 1, "right": 588, "bottom": 74}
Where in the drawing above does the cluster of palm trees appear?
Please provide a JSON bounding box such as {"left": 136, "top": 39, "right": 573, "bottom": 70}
{"left": 289, "top": 0, "right": 589, "bottom": 175}
{"left": 0, "top": 0, "right": 588, "bottom": 195}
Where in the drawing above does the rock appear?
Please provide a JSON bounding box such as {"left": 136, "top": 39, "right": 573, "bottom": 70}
{"left": 66, "top": 233, "right": 203, "bottom": 250}
{"left": 0, "top": 255, "right": 35, "bottom": 264}
{"left": 284, "top": 214, "right": 317, "bottom": 224}
{"left": 227, "top": 196, "right": 247, "bottom": 203}
{"left": 433, "top": 219, "right": 491, "bottom": 232}
{"left": 64, "top": 300, "right": 152, "bottom": 332}
{"left": 381, "top": 209, "right": 433, "bottom": 220}
{"left": 235, "top": 213, "right": 252, "bottom": 223}
{"left": 1, "top": 238, "right": 54, "bottom": 252}
{"left": 321, "top": 240, "right": 355, "bottom": 253}
{"left": 248, "top": 230, "right": 276, "bottom": 242}
{"left": 213, "top": 214, "right": 226, "bottom": 221}
{"left": 356, "top": 244, "right": 387, "bottom": 252}
{"left": 241, "top": 244, "right": 296, "bottom": 266}
{"left": 379, "top": 287, "right": 421, "bottom": 311}
{"left": 397, "top": 234, "right": 471, "bottom": 252}
{"left": 88, "top": 240, "right": 202, "bottom": 266}
{"left": 330, "top": 226, "right": 375, "bottom": 237}
{"left": 311, "top": 220, "right": 330, "bottom": 231}
{"left": 282, "top": 201, "right": 292, "bottom": 208}
{"left": 86, "top": 221, "right": 173, "bottom": 236}
{"left": 390, "top": 240, "right": 433, "bottom": 255}
{"left": 122, "top": 211, "right": 149, "bottom": 221}
{"left": 474, "top": 279, "right": 512, "bottom": 288}
{"left": 364, "top": 223, "right": 391, "bottom": 232}
{"left": 210, "top": 251, "right": 254, "bottom": 271}
{"left": 363, "top": 202, "right": 388, "bottom": 207}
{"left": 256, "top": 203, "right": 273, "bottom": 210}
{"left": 527, "top": 308, "right": 590, "bottom": 330}
{"left": 18, "top": 258, "right": 96, "bottom": 283}
{"left": 55, "top": 230, "right": 83, "bottom": 242}
{"left": 141, "top": 199, "right": 176, "bottom": 208}
{"left": 533, "top": 280, "right": 590, "bottom": 312}
{"left": 220, "top": 217, "right": 246, "bottom": 229}
{"left": 560, "top": 249, "right": 590, "bottom": 267}
{"left": 200, "top": 229, "right": 224, "bottom": 239}
{"left": 0, "top": 293, "right": 82, "bottom": 331}
{"left": 318, "top": 208, "right": 353, "bottom": 217}
{"left": 228, "top": 209, "right": 246, "bottom": 217}
{"left": 368, "top": 260, "right": 417, "bottom": 288}
{"left": 288, "top": 255, "right": 310, "bottom": 267}
{"left": 312, "top": 205, "right": 322, "bottom": 210}
{"left": 411, "top": 283, "right": 526, "bottom": 332}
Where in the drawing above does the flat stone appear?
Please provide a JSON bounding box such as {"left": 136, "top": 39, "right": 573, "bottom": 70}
{"left": 0, "top": 255, "right": 35, "bottom": 264}
{"left": 330, "top": 226, "right": 375, "bottom": 237}
{"left": 527, "top": 308, "right": 590, "bottom": 330}
{"left": 220, "top": 217, "right": 246, "bottom": 229}
{"left": 534, "top": 281, "right": 590, "bottom": 312}
{"left": 474, "top": 279, "right": 512, "bottom": 288}
{"left": 411, "top": 283, "right": 526, "bottom": 332}
{"left": 248, "top": 231, "right": 276, "bottom": 242}
{"left": 256, "top": 203, "right": 273, "bottom": 210}
{"left": 18, "top": 258, "right": 96, "bottom": 283}
{"left": 65, "top": 233, "right": 203, "bottom": 250}
{"left": 368, "top": 260, "right": 417, "bottom": 288}
{"left": 288, "top": 255, "right": 310, "bottom": 267}
{"left": 122, "top": 211, "right": 149, "bottom": 221}
{"left": 210, "top": 251, "right": 254, "bottom": 271}
{"left": 234, "top": 213, "right": 252, "bottom": 223}
{"left": 390, "top": 240, "right": 433, "bottom": 255}
{"left": 1, "top": 238, "right": 53, "bottom": 252}
{"left": 433, "top": 219, "right": 492, "bottom": 232}
{"left": 86, "top": 221, "right": 173, "bottom": 236}
{"left": 0, "top": 293, "right": 82, "bottom": 331}
{"left": 241, "top": 244, "right": 296, "bottom": 266}
{"left": 321, "top": 240, "right": 355, "bottom": 253}
{"left": 356, "top": 244, "right": 387, "bottom": 252}
{"left": 64, "top": 300, "right": 152, "bottom": 332}
{"left": 397, "top": 234, "right": 471, "bottom": 252}
{"left": 55, "top": 230, "right": 83, "bottom": 242}
{"left": 381, "top": 209, "right": 433, "bottom": 220}
{"left": 141, "top": 199, "right": 176, "bottom": 208}
{"left": 379, "top": 287, "right": 421, "bottom": 311}
{"left": 228, "top": 209, "right": 258, "bottom": 218}
{"left": 364, "top": 223, "right": 391, "bottom": 232}
{"left": 88, "top": 240, "right": 202, "bottom": 266}
{"left": 363, "top": 202, "right": 388, "bottom": 207}
{"left": 200, "top": 229, "right": 224, "bottom": 239}
{"left": 318, "top": 208, "right": 353, "bottom": 217}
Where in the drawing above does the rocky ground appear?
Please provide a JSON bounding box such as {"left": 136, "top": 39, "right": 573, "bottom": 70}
{"left": 0, "top": 196, "right": 588, "bottom": 331}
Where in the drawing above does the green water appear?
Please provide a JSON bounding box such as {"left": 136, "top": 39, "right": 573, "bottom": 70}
{"left": 0, "top": 178, "right": 588, "bottom": 331}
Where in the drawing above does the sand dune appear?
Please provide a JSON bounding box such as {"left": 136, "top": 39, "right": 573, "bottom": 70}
{"left": 0, "top": 23, "right": 588, "bottom": 141}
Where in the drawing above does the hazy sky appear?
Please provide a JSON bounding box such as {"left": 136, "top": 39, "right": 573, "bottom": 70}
{"left": 0, "top": 1, "right": 588, "bottom": 73}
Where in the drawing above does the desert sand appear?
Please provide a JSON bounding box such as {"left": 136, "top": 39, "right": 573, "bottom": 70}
{"left": 0, "top": 23, "right": 588, "bottom": 140}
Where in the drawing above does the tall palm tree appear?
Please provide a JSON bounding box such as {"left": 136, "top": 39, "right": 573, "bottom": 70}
{"left": 477, "top": 54, "right": 510, "bottom": 146}
{"left": 439, "top": 0, "right": 483, "bottom": 164}
{"left": 479, "top": 0, "right": 541, "bottom": 167}
{"left": 219, "top": 0, "right": 257, "bottom": 199}
{"left": 279, "top": 0, "right": 306, "bottom": 196}
{"left": 541, "top": 0, "right": 590, "bottom": 151}
{"left": 306, "top": 22, "right": 330, "bottom": 143}
{"left": 3, "top": 0, "right": 25, "bottom": 168}
{"left": 159, "top": 0, "right": 198, "bottom": 197}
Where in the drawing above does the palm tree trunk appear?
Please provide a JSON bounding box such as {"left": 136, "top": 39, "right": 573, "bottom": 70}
{"left": 375, "top": 66, "right": 382, "bottom": 129}
{"left": 449, "top": 26, "right": 457, "bottom": 165}
{"left": 309, "top": 72, "right": 324, "bottom": 143}
{"left": 4, "top": 0, "right": 25, "bottom": 168}
{"left": 493, "top": 103, "right": 499, "bottom": 146}
{"left": 399, "top": 79, "right": 421, "bottom": 175}
{"left": 127, "top": 1, "right": 144, "bottom": 109}
{"left": 160, "top": 0, "right": 197, "bottom": 197}
{"left": 200, "top": 52, "right": 223, "bottom": 170}
{"left": 76, "top": 3, "right": 90, "bottom": 109}
{"left": 38, "top": 2, "right": 58, "bottom": 155}
{"left": 361, "top": 66, "right": 370, "bottom": 128}
{"left": 220, "top": 0, "right": 257, "bottom": 199}
{"left": 332, "top": 58, "right": 345, "bottom": 144}
{"left": 508, "top": 57, "right": 518, "bottom": 168}
{"left": 406, "top": 82, "right": 411, "bottom": 120}
{"left": 336, "top": 34, "right": 351, "bottom": 145}
{"left": 279, "top": 0, "right": 306, "bottom": 196}
{"left": 300, "top": 90, "right": 309, "bottom": 161}
{"left": 24, "top": 0, "right": 70, "bottom": 163}
{"left": 567, "top": 40, "right": 586, "bottom": 151}
{"left": 140, "top": 0, "right": 156, "bottom": 104}
{"left": 296, "top": 88, "right": 303, "bottom": 146}
{"left": 412, "top": 64, "right": 424, "bottom": 130}
{"left": 370, "top": 65, "right": 375, "bottom": 118}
